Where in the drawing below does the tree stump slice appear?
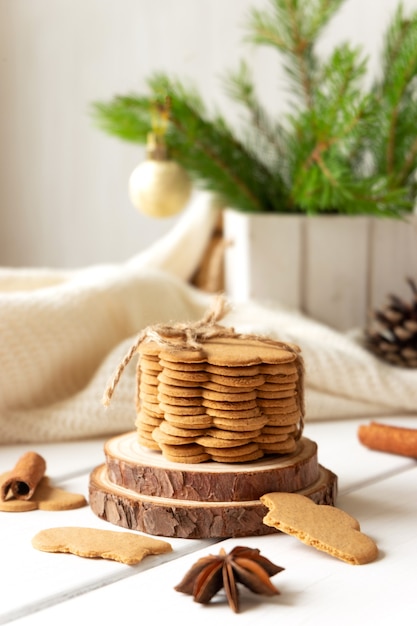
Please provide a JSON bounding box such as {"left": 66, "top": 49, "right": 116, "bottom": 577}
{"left": 89, "top": 433, "right": 338, "bottom": 538}
{"left": 104, "top": 431, "right": 320, "bottom": 502}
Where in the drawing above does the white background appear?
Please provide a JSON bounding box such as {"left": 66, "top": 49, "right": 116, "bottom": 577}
{"left": 1, "top": 0, "right": 415, "bottom": 269}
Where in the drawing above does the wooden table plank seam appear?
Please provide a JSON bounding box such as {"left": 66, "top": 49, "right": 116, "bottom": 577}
{"left": 337, "top": 460, "right": 417, "bottom": 496}
{"left": 0, "top": 540, "right": 223, "bottom": 625}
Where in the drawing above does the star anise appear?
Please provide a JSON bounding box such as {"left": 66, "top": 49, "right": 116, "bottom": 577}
{"left": 174, "top": 545, "right": 284, "bottom": 613}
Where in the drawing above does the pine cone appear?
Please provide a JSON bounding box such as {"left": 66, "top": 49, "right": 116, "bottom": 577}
{"left": 364, "top": 277, "right": 417, "bottom": 368}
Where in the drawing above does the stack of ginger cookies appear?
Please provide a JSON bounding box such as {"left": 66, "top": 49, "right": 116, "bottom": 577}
{"left": 134, "top": 332, "right": 304, "bottom": 464}
{"left": 92, "top": 307, "right": 338, "bottom": 539}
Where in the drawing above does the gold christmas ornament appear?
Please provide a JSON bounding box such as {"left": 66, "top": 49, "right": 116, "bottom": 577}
{"left": 128, "top": 101, "right": 192, "bottom": 218}
{"left": 128, "top": 155, "right": 191, "bottom": 218}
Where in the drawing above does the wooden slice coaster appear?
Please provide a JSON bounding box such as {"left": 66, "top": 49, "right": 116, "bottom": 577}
{"left": 88, "top": 463, "right": 337, "bottom": 539}
{"left": 103, "top": 431, "right": 320, "bottom": 502}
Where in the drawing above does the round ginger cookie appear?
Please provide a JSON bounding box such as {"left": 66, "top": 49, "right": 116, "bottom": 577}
{"left": 202, "top": 398, "right": 257, "bottom": 411}
{"left": 140, "top": 372, "right": 160, "bottom": 387}
{"left": 260, "top": 382, "right": 297, "bottom": 392}
{"left": 257, "top": 388, "right": 298, "bottom": 399}
{"left": 158, "top": 383, "right": 202, "bottom": 398}
{"left": 260, "top": 410, "right": 300, "bottom": 422}
{"left": 138, "top": 427, "right": 157, "bottom": 442}
{"left": 138, "top": 405, "right": 164, "bottom": 424}
{"left": 139, "top": 391, "right": 161, "bottom": 404}
{"left": 159, "top": 421, "right": 207, "bottom": 437}
{"left": 138, "top": 434, "right": 160, "bottom": 450}
{"left": 203, "top": 380, "right": 256, "bottom": 394}
{"left": 135, "top": 420, "right": 161, "bottom": 435}
{"left": 205, "top": 406, "right": 261, "bottom": 419}
{"left": 260, "top": 361, "right": 299, "bottom": 375}
{"left": 139, "top": 364, "right": 161, "bottom": 377}
{"left": 159, "top": 442, "right": 203, "bottom": 456}
{"left": 161, "top": 451, "right": 211, "bottom": 464}
{"left": 159, "top": 403, "right": 207, "bottom": 417}
{"left": 159, "top": 369, "right": 209, "bottom": 383}
{"left": 164, "top": 413, "right": 212, "bottom": 429}
{"left": 139, "top": 382, "right": 160, "bottom": 397}
{"left": 205, "top": 363, "right": 261, "bottom": 377}
{"left": 139, "top": 353, "right": 161, "bottom": 368}
{"left": 204, "top": 427, "right": 262, "bottom": 440}
{"left": 212, "top": 416, "right": 267, "bottom": 431}
{"left": 257, "top": 395, "right": 297, "bottom": 407}
{"left": 208, "top": 373, "right": 265, "bottom": 388}
{"left": 138, "top": 403, "right": 164, "bottom": 419}
{"left": 135, "top": 417, "right": 156, "bottom": 432}
{"left": 158, "top": 372, "right": 206, "bottom": 387}
{"left": 260, "top": 404, "right": 300, "bottom": 417}
{"left": 138, "top": 427, "right": 161, "bottom": 442}
{"left": 158, "top": 346, "right": 206, "bottom": 364}
{"left": 202, "top": 336, "right": 298, "bottom": 367}
{"left": 159, "top": 358, "right": 206, "bottom": 372}
{"left": 152, "top": 427, "right": 196, "bottom": 446}
{"left": 264, "top": 373, "right": 298, "bottom": 384}
{"left": 268, "top": 420, "right": 300, "bottom": 428}
{"left": 159, "top": 368, "right": 209, "bottom": 387}
{"left": 202, "top": 388, "right": 257, "bottom": 402}
{"left": 203, "top": 442, "right": 260, "bottom": 457}
{"left": 261, "top": 424, "right": 296, "bottom": 435}
{"left": 137, "top": 340, "right": 164, "bottom": 359}
{"left": 157, "top": 393, "right": 203, "bottom": 407}
{"left": 136, "top": 412, "right": 162, "bottom": 427}
{"left": 196, "top": 434, "right": 252, "bottom": 448}
{"left": 209, "top": 448, "right": 265, "bottom": 463}
{"left": 254, "top": 432, "right": 290, "bottom": 443}
{"left": 258, "top": 392, "right": 298, "bottom": 404}
{"left": 258, "top": 400, "right": 297, "bottom": 412}
{"left": 159, "top": 442, "right": 210, "bottom": 464}
{"left": 260, "top": 438, "right": 297, "bottom": 454}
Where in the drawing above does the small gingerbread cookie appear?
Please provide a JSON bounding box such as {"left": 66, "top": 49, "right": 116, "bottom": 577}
{"left": 32, "top": 527, "right": 172, "bottom": 565}
{"left": 261, "top": 492, "right": 378, "bottom": 565}
{"left": 0, "top": 471, "right": 87, "bottom": 513}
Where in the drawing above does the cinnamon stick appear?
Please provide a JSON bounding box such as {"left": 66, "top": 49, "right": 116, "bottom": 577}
{"left": 1, "top": 452, "right": 47, "bottom": 501}
{"left": 358, "top": 422, "right": 417, "bottom": 458}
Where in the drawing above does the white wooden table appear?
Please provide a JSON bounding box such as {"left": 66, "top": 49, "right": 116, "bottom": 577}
{"left": 1, "top": 415, "right": 416, "bottom": 625}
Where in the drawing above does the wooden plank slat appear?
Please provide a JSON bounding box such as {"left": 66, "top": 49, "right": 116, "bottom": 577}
{"left": 303, "top": 216, "right": 369, "bottom": 330}
{"left": 223, "top": 212, "right": 417, "bottom": 331}
{"left": 369, "top": 214, "right": 417, "bottom": 315}
{"left": 223, "top": 211, "right": 302, "bottom": 309}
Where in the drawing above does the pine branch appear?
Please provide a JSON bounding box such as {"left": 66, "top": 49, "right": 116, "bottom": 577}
{"left": 221, "top": 60, "right": 288, "bottom": 163}
{"left": 156, "top": 74, "right": 288, "bottom": 212}
{"left": 91, "top": 0, "right": 417, "bottom": 217}
{"left": 289, "top": 43, "right": 379, "bottom": 212}
{"left": 376, "top": 3, "right": 417, "bottom": 179}
{"left": 92, "top": 96, "right": 151, "bottom": 143}
{"left": 168, "top": 108, "right": 266, "bottom": 212}
{"left": 246, "top": 0, "right": 344, "bottom": 108}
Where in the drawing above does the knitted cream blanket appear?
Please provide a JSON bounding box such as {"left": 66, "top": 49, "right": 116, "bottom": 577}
{"left": 1, "top": 194, "right": 416, "bottom": 443}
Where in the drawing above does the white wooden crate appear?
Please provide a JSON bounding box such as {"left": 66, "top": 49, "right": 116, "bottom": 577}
{"left": 223, "top": 209, "right": 417, "bottom": 331}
